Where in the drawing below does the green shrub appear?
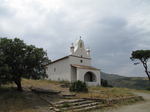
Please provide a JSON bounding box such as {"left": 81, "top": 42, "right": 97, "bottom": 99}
{"left": 69, "top": 80, "right": 88, "bottom": 93}
{"left": 101, "top": 79, "right": 113, "bottom": 87}
{"left": 101, "top": 79, "right": 108, "bottom": 87}
{"left": 146, "top": 87, "right": 150, "bottom": 91}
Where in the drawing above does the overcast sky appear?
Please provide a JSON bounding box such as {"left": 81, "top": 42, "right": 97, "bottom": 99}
{"left": 1, "top": 0, "right": 150, "bottom": 77}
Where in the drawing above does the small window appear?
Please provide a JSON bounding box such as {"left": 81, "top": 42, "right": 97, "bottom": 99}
{"left": 80, "top": 60, "right": 83, "bottom": 63}
{"left": 80, "top": 42, "right": 82, "bottom": 49}
{"left": 54, "top": 68, "right": 56, "bottom": 72}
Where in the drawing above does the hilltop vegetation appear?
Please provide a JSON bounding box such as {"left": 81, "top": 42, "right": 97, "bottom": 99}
{"left": 101, "top": 72, "right": 150, "bottom": 90}
{"left": 109, "top": 77, "right": 150, "bottom": 90}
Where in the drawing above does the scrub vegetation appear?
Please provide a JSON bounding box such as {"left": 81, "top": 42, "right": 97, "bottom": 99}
{"left": 69, "top": 80, "right": 88, "bottom": 93}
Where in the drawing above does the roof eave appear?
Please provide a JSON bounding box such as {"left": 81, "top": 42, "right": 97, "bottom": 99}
{"left": 45, "top": 56, "right": 69, "bottom": 66}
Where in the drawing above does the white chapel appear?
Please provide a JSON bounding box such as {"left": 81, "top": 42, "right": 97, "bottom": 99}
{"left": 46, "top": 38, "right": 101, "bottom": 86}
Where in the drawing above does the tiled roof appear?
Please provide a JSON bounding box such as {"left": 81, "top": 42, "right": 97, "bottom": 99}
{"left": 71, "top": 64, "right": 100, "bottom": 70}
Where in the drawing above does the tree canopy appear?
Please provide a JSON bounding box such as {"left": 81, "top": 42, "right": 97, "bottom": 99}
{"left": 0, "top": 37, "right": 51, "bottom": 91}
{"left": 130, "top": 50, "right": 150, "bottom": 81}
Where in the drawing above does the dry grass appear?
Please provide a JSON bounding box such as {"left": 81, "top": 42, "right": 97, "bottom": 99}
{"left": 71, "top": 87, "right": 135, "bottom": 99}
{"left": 0, "top": 79, "right": 66, "bottom": 112}
{"left": 21, "top": 78, "right": 70, "bottom": 94}
{"left": 21, "top": 78, "right": 60, "bottom": 85}
{"left": 0, "top": 87, "right": 36, "bottom": 112}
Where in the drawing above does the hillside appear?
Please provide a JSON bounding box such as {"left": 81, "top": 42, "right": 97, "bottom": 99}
{"left": 101, "top": 72, "right": 150, "bottom": 90}
{"left": 101, "top": 72, "right": 127, "bottom": 80}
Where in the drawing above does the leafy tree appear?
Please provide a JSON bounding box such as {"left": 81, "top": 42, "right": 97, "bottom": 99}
{"left": 0, "top": 37, "right": 51, "bottom": 91}
{"left": 130, "top": 50, "right": 150, "bottom": 81}
{"left": 69, "top": 80, "right": 88, "bottom": 93}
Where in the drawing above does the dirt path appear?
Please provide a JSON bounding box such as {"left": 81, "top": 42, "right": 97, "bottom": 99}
{"left": 103, "top": 92, "right": 150, "bottom": 112}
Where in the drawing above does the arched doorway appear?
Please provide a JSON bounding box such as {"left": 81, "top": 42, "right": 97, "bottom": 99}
{"left": 84, "top": 72, "right": 96, "bottom": 82}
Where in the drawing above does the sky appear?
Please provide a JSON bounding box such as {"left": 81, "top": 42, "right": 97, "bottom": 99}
{"left": 1, "top": 0, "right": 150, "bottom": 77}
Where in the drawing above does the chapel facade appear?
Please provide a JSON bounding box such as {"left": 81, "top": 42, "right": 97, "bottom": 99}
{"left": 45, "top": 38, "right": 101, "bottom": 86}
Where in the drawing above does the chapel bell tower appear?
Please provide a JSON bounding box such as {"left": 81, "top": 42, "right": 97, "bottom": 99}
{"left": 70, "top": 37, "right": 91, "bottom": 59}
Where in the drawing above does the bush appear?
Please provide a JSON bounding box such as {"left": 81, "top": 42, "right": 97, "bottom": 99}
{"left": 146, "top": 87, "right": 150, "bottom": 91}
{"left": 69, "top": 80, "right": 88, "bottom": 93}
{"left": 101, "top": 79, "right": 113, "bottom": 87}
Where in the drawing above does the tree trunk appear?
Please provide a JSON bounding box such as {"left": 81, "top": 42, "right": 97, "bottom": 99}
{"left": 145, "top": 71, "right": 150, "bottom": 81}
{"left": 148, "top": 75, "right": 150, "bottom": 81}
{"left": 14, "top": 79, "right": 22, "bottom": 91}
{"left": 142, "top": 62, "right": 150, "bottom": 81}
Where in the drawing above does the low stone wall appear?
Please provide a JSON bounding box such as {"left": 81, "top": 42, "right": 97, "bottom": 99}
{"left": 83, "top": 96, "right": 143, "bottom": 104}
{"left": 108, "top": 96, "right": 143, "bottom": 104}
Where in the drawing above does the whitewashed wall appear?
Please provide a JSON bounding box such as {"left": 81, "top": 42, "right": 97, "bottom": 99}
{"left": 46, "top": 57, "right": 71, "bottom": 81}
{"left": 70, "top": 66, "right": 77, "bottom": 82}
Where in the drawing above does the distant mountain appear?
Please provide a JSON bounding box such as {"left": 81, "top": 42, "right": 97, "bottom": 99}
{"left": 101, "top": 72, "right": 150, "bottom": 90}
{"left": 101, "top": 72, "right": 127, "bottom": 81}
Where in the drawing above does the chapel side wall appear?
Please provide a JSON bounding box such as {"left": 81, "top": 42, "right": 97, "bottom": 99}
{"left": 46, "top": 58, "right": 70, "bottom": 81}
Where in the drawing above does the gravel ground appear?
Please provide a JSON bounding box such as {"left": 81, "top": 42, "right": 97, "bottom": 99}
{"left": 102, "top": 92, "right": 150, "bottom": 112}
